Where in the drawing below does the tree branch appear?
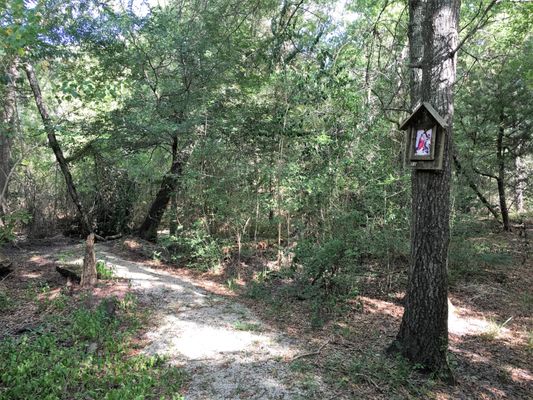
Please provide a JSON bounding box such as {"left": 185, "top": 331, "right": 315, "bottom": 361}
{"left": 450, "top": 0, "right": 500, "bottom": 57}
{"left": 472, "top": 166, "right": 498, "bottom": 180}
{"left": 453, "top": 154, "right": 501, "bottom": 222}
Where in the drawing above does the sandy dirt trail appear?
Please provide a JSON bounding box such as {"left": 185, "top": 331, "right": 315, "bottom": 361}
{"left": 95, "top": 245, "right": 330, "bottom": 400}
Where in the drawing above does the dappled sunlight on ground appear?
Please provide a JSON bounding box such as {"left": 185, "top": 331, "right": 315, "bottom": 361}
{"left": 508, "top": 367, "right": 532, "bottom": 384}
{"left": 91, "top": 245, "right": 329, "bottom": 399}
{"left": 338, "top": 291, "right": 532, "bottom": 398}
{"left": 359, "top": 296, "right": 403, "bottom": 319}
{"left": 448, "top": 308, "right": 498, "bottom": 337}
{"left": 20, "top": 271, "right": 43, "bottom": 279}
{"left": 2, "top": 232, "right": 530, "bottom": 399}
{"left": 63, "top": 257, "right": 83, "bottom": 267}
{"left": 28, "top": 255, "right": 48, "bottom": 264}
{"left": 145, "top": 314, "right": 291, "bottom": 360}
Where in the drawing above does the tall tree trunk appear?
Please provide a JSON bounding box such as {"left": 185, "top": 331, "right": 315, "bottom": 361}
{"left": 389, "top": 0, "right": 459, "bottom": 375}
{"left": 514, "top": 151, "right": 526, "bottom": 213}
{"left": 24, "top": 63, "right": 92, "bottom": 235}
{"left": 138, "top": 135, "right": 185, "bottom": 242}
{"left": 496, "top": 114, "right": 510, "bottom": 231}
{"left": 452, "top": 154, "right": 500, "bottom": 221}
{"left": 0, "top": 57, "right": 19, "bottom": 220}
{"left": 169, "top": 192, "right": 178, "bottom": 236}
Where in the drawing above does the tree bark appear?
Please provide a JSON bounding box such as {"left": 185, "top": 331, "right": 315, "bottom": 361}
{"left": 169, "top": 192, "right": 178, "bottom": 236}
{"left": 24, "top": 63, "right": 92, "bottom": 235}
{"left": 389, "top": 0, "right": 459, "bottom": 375}
{"left": 496, "top": 114, "right": 510, "bottom": 231}
{"left": 138, "top": 135, "right": 185, "bottom": 242}
{"left": 80, "top": 233, "right": 97, "bottom": 288}
{"left": 0, "top": 57, "right": 19, "bottom": 220}
{"left": 514, "top": 152, "right": 526, "bottom": 213}
{"left": 452, "top": 154, "right": 500, "bottom": 222}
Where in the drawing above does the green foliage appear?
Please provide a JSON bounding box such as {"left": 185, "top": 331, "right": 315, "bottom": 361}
{"left": 159, "top": 221, "right": 223, "bottom": 271}
{"left": 448, "top": 218, "right": 514, "bottom": 285}
{"left": 245, "top": 279, "right": 272, "bottom": 301}
{"left": 226, "top": 278, "right": 239, "bottom": 292}
{"left": 322, "top": 351, "right": 433, "bottom": 397}
{"left": 0, "top": 210, "right": 31, "bottom": 244}
{"left": 294, "top": 238, "right": 356, "bottom": 297}
{"left": 0, "top": 296, "right": 185, "bottom": 400}
{"left": 0, "top": 0, "right": 44, "bottom": 57}
{"left": 454, "top": 3, "right": 533, "bottom": 220}
{"left": 233, "top": 321, "right": 262, "bottom": 332}
{"left": 96, "top": 260, "right": 114, "bottom": 280}
{"left": 0, "top": 290, "right": 12, "bottom": 312}
{"left": 1, "top": 0, "right": 531, "bottom": 352}
{"left": 287, "top": 203, "right": 407, "bottom": 325}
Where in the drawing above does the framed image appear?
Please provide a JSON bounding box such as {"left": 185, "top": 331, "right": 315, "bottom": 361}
{"left": 401, "top": 103, "right": 446, "bottom": 170}
{"left": 410, "top": 125, "right": 436, "bottom": 161}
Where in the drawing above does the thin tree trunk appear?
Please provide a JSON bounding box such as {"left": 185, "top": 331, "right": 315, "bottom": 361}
{"left": 0, "top": 57, "right": 19, "bottom": 220}
{"left": 254, "top": 188, "right": 260, "bottom": 243}
{"left": 389, "top": 0, "right": 459, "bottom": 376}
{"left": 24, "top": 63, "right": 92, "bottom": 235}
{"left": 268, "top": 176, "right": 274, "bottom": 222}
{"left": 80, "top": 233, "right": 97, "bottom": 288}
{"left": 276, "top": 133, "right": 284, "bottom": 267}
{"left": 496, "top": 114, "right": 510, "bottom": 231}
{"left": 254, "top": 156, "right": 260, "bottom": 243}
{"left": 138, "top": 135, "right": 185, "bottom": 242}
{"left": 453, "top": 154, "right": 500, "bottom": 221}
{"left": 169, "top": 192, "right": 178, "bottom": 236}
{"left": 514, "top": 152, "right": 526, "bottom": 213}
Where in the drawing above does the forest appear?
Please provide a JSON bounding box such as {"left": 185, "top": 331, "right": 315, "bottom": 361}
{"left": 0, "top": 0, "right": 531, "bottom": 399}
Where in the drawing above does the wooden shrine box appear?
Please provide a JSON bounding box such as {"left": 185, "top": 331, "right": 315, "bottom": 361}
{"left": 400, "top": 102, "right": 447, "bottom": 171}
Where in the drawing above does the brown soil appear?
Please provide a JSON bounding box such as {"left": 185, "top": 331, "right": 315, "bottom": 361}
{"left": 1, "top": 226, "right": 531, "bottom": 399}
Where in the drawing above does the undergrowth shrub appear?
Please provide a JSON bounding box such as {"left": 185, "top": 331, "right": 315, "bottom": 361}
{"left": 0, "top": 210, "right": 31, "bottom": 244}
{"left": 245, "top": 209, "right": 409, "bottom": 327}
{"left": 449, "top": 218, "right": 513, "bottom": 285}
{"left": 321, "top": 351, "right": 434, "bottom": 396}
{"left": 160, "top": 220, "right": 222, "bottom": 271}
{"left": 294, "top": 238, "right": 357, "bottom": 297}
{"left": 289, "top": 236, "right": 362, "bottom": 327}
{"left": 96, "top": 260, "right": 115, "bottom": 279}
{"left": 0, "top": 296, "right": 185, "bottom": 400}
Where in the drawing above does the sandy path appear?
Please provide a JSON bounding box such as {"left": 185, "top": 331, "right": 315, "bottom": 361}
{"left": 96, "top": 246, "right": 328, "bottom": 400}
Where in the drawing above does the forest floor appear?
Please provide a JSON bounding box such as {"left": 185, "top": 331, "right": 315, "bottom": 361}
{"left": 0, "top": 221, "right": 531, "bottom": 399}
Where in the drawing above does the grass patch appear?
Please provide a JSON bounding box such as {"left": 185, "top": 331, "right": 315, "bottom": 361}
{"left": 320, "top": 351, "right": 435, "bottom": 397}
{"left": 234, "top": 321, "right": 262, "bottom": 332}
{"left": 0, "top": 293, "right": 186, "bottom": 400}
{"left": 479, "top": 317, "right": 513, "bottom": 341}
